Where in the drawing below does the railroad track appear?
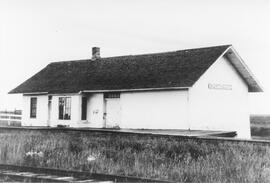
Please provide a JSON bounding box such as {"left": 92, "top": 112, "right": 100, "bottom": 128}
{"left": 0, "top": 164, "right": 171, "bottom": 183}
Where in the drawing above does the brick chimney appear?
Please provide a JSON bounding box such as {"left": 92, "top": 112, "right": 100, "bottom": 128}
{"left": 92, "top": 47, "right": 100, "bottom": 60}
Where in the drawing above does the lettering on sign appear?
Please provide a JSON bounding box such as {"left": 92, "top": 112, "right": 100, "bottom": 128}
{"left": 208, "top": 83, "right": 232, "bottom": 90}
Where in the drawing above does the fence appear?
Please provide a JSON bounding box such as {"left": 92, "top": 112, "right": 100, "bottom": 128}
{"left": 0, "top": 110, "right": 22, "bottom": 126}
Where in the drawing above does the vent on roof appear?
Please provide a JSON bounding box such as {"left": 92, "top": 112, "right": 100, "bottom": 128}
{"left": 92, "top": 47, "right": 100, "bottom": 60}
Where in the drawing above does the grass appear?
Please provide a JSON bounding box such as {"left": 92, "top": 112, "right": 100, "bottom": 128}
{"left": 0, "top": 130, "right": 270, "bottom": 182}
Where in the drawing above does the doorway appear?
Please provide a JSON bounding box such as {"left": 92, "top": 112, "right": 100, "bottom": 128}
{"left": 104, "top": 93, "right": 121, "bottom": 128}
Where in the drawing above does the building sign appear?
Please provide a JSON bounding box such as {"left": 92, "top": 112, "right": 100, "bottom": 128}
{"left": 208, "top": 83, "right": 232, "bottom": 90}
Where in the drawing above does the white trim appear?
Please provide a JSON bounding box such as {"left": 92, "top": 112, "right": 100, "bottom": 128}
{"left": 191, "top": 46, "right": 232, "bottom": 87}
{"left": 82, "top": 87, "right": 189, "bottom": 93}
{"left": 23, "top": 88, "right": 190, "bottom": 95}
{"left": 216, "top": 46, "right": 232, "bottom": 62}
{"left": 227, "top": 46, "right": 263, "bottom": 92}
{"left": 191, "top": 45, "right": 263, "bottom": 92}
{"left": 24, "top": 93, "right": 80, "bottom": 96}
{"left": 23, "top": 88, "right": 189, "bottom": 95}
{"left": 187, "top": 88, "right": 190, "bottom": 130}
{"left": 49, "top": 93, "right": 79, "bottom": 96}
{"left": 23, "top": 92, "right": 48, "bottom": 95}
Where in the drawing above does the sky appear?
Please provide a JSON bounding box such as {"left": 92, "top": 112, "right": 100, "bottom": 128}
{"left": 0, "top": 0, "right": 270, "bottom": 114}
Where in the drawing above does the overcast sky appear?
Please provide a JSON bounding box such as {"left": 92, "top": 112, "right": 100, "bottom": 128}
{"left": 0, "top": 0, "right": 270, "bottom": 114}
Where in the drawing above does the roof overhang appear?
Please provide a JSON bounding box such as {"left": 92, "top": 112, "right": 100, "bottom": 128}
{"left": 18, "top": 87, "right": 190, "bottom": 95}
{"left": 224, "top": 46, "right": 263, "bottom": 92}
{"left": 81, "top": 87, "right": 189, "bottom": 93}
{"left": 22, "top": 92, "right": 48, "bottom": 96}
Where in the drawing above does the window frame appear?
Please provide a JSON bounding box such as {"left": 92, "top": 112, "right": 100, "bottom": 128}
{"left": 58, "top": 97, "right": 71, "bottom": 120}
{"left": 30, "top": 97, "right": 37, "bottom": 118}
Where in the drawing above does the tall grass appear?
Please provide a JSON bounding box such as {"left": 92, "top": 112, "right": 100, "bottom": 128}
{"left": 0, "top": 130, "right": 270, "bottom": 182}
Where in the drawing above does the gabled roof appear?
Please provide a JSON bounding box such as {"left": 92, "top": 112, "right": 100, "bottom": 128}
{"left": 9, "top": 45, "right": 262, "bottom": 94}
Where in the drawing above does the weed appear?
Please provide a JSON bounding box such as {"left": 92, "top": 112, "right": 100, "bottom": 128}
{"left": 0, "top": 130, "right": 269, "bottom": 182}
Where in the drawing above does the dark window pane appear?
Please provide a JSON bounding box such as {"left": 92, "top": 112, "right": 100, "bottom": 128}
{"left": 30, "top": 98, "right": 37, "bottom": 118}
{"left": 59, "top": 97, "right": 71, "bottom": 120}
{"left": 81, "top": 97, "right": 87, "bottom": 120}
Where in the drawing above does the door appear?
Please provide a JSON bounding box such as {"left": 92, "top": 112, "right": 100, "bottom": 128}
{"left": 105, "top": 98, "right": 121, "bottom": 128}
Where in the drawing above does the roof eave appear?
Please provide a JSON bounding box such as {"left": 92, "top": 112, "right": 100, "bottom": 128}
{"left": 23, "top": 92, "right": 49, "bottom": 95}
{"left": 225, "top": 46, "right": 263, "bottom": 93}
{"left": 190, "top": 45, "right": 232, "bottom": 89}
{"left": 8, "top": 87, "right": 191, "bottom": 95}
{"left": 82, "top": 87, "right": 190, "bottom": 93}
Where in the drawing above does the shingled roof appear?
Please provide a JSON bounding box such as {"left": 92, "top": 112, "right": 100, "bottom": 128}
{"left": 9, "top": 45, "right": 262, "bottom": 94}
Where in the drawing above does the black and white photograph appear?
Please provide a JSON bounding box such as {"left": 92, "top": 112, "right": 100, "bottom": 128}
{"left": 0, "top": 0, "right": 270, "bottom": 182}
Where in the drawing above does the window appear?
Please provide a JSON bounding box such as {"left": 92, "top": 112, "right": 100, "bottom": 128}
{"left": 30, "top": 98, "right": 37, "bottom": 118}
{"left": 104, "top": 92, "right": 120, "bottom": 99}
{"left": 81, "top": 97, "right": 87, "bottom": 120}
{"left": 59, "top": 97, "right": 71, "bottom": 120}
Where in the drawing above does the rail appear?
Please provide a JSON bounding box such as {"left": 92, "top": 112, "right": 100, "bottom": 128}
{"left": 0, "top": 110, "right": 22, "bottom": 126}
{"left": 0, "top": 164, "right": 171, "bottom": 182}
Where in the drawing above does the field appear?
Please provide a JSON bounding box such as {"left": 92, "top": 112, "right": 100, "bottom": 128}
{"left": 0, "top": 129, "right": 270, "bottom": 182}
{"left": 251, "top": 115, "right": 270, "bottom": 140}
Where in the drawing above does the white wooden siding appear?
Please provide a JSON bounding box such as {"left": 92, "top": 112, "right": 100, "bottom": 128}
{"left": 120, "top": 90, "right": 189, "bottom": 129}
{"left": 189, "top": 55, "right": 250, "bottom": 138}
{"left": 22, "top": 95, "right": 48, "bottom": 126}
